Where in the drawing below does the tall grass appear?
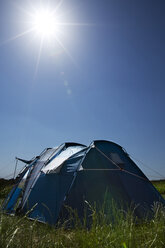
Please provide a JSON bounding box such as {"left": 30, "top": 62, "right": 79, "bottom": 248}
{"left": 0, "top": 201, "right": 165, "bottom": 248}
{"left": 0, "top": 180, "right": 165, "bottom": 248}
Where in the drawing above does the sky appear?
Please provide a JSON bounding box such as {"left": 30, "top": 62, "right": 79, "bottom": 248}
{"left": 0, "top": 0, "right": 165, "bottom": 180}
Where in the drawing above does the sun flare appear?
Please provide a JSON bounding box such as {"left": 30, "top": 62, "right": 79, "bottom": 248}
{"left": 2, "top": 2, "right": 90, "bottom": 76}
{"left": 32, "top": 8, "right": 57, "bottom": 38}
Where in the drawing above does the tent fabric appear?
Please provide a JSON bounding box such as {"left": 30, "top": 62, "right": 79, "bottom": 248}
{"left": 42, "top": 145, "right": 85, "bottom": 174}
{"left": 2, "top": 140, "right": 165, "bottom": 225}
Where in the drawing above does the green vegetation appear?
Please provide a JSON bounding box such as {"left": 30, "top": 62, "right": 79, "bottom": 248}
{"left": 152, "top": 180, "right": 165, "bottom": 198}
{"left": 0, "top": 179, "right": 165, "bottom": 248}
{"left": 0, "top": 179, "right": 15, "bottom": 199}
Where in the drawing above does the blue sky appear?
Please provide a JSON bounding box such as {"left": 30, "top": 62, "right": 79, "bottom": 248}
{"left": 0, "top": 0, "right": 165, "bottom": 179}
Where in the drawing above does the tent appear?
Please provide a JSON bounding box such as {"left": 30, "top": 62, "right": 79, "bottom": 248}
{"left": 2, "top": 140, "right": 165, "bottom": 225}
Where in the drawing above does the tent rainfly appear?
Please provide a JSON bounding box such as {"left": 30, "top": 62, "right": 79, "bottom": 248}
{"left": 2, "top": 140, "right": 165, "bottom": 225}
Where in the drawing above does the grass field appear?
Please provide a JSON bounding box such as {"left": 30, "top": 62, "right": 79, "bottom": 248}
{"left": 0, "top": 179, "right": 165, "bottom": 248}
{"left": 152, "top": 180, "right": 165, "bottom": 199}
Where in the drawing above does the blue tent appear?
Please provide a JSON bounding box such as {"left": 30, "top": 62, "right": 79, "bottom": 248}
{"left": 2, "top": 140, "right": 165, "bottom": 225}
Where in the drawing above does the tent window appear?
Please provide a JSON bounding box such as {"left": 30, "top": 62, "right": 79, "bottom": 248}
{"left": 110, "top": 153, "right": 125, "bottom": 169}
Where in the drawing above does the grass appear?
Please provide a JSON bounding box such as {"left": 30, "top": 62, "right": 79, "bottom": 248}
{"left": 0, "top": 179, "right": 15, "bottom": 199}
{"left": 0, "top": 179, "right": 165, "bottom": 248}
{"left": 152, "top": 180, "right": 165, "bottom": 198}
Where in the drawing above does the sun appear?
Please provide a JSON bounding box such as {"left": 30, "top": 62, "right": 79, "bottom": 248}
{"left": 32, "top": 8, "right": 57, "bottom": 39}
{"left": 2, "top": 2, "right": 90, "bottom": 76}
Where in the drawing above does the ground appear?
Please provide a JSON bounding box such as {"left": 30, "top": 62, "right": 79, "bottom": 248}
{"left": 0, "top": 178, "right": 165, "bottom": 248}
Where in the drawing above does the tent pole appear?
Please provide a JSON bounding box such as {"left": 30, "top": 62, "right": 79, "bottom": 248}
{"left": 13, "top": 158, "right": 18, "bottom": 179}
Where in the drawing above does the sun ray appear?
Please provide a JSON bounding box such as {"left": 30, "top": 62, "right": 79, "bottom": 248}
{"left": 54, "top": 35, "right": 77, "bottom": 66}
{"left": 0, "top": 27, "right": 35, "bottom": 47}
{"left": 51, "top": 0, "right": 64, "bottom": 16}
{"left": 57, "top": 22, "right": 93, "bottom": 27}
{"left": 34, "top": 35, "right": 44, "bottom": 79}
